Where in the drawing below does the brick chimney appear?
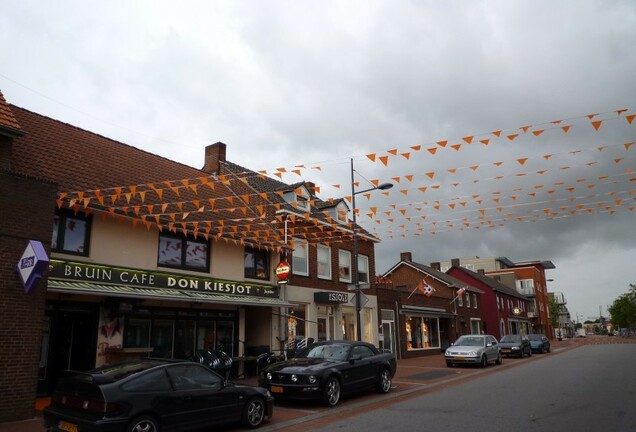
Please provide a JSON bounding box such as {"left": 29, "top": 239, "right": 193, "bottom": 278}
{"left": 202, "top": 142, "right": 227, "bottom": 174}
{"left": 400, "top": 252, "right": 412, "bottom": 262}
{"left": 478, "top": 269, "right": 485, "bottom": 275}
{"left": 451, "top": 258, "right": 460, "bottom": 267}
{"left": 430, "top": 262, "right": 441, "bottom": 270}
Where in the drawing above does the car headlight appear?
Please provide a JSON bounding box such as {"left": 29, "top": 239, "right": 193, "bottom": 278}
{"left": 308, "top": 375, "right": 317, "bottom": 384}
{"left": 291, "top": 374, "right": 298, "bottom": 383}
{"left": 468, "top": 351, "right": 477, "bottom": 356}
{"left": 512, "top": 347, "right": 519, "bottom": 350}
{"left": 266, "top": 372, "right": 272, "bottom": 381}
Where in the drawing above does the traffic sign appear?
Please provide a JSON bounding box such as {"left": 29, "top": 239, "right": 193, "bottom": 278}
{"left": 350, "top": 292, "right": 369, "bottom": 308}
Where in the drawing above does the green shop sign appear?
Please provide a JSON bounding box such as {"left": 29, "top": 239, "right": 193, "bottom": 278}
{"left": 49, "top": 259, "right": 279, "bottom": 298}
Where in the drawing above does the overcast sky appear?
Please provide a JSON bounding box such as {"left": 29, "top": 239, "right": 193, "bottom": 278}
{"left": 2, "top": 0, "right": 635, "bottom": 322}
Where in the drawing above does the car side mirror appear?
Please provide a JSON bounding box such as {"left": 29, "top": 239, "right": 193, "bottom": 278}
{"left": 349, "top": 355, "right": 362, "bottom": 364}
{"left": 486, "top": 343, "right": 493, "bottom": 347}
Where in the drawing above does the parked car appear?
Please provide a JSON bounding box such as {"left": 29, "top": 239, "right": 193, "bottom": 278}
{"left": 527, "top": 334, "right": 551, "bottom": 353}
{"left": 43, "top": 359, "right": 274, "bottom": 432}
{"left": 259, "top": 340, "right": 397, "bottom": 407}
{"left": 499, "top": 334, "right": 532, "bottom": 358}
{"left": 445, "top": 334, "right": 502, "bottom": 368}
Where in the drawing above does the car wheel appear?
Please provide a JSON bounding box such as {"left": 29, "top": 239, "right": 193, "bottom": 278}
{"left": 446, "top": 361, "right": 453, "bottom": 368}
{"left": 241, "top": 396, "right": 266, "bottom": 429}
{"left": 127, "top": 415, "right": 160, "bottom": 432}
{"left": 376, "top": 368, "right": 392, "bottom": 393}
{"left": 322, "top": 376, "right": 341, "bottom": 407}
{"left": 495, "top": 352, "right": 502, "bottom": 365}
{"left": 480, "top": 355, "right": 487, "bottom": 368}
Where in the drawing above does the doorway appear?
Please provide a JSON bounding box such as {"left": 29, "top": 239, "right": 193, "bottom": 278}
{"left": 41, "top": 307, "right": 97, "bottom": 394}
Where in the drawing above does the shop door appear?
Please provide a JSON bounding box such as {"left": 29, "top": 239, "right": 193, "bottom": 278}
{"left": 381, "top": 321, "right": 396, "bottom": 353}
{"left": 44, "top": 310, "right": 96, "bottom": 394}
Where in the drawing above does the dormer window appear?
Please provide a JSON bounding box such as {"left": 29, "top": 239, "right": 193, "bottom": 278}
{"left": 296, "top": 194, "right": 309, "bottom": 211}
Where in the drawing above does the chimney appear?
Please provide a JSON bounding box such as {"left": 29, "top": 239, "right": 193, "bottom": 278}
{"left": 478, "top": 269, "right": 485, "bottom": 275}
{"left": 451, "top": 258, "right": 460, "bottom": 267}
{"left": 430, "top": 262, "right": 441, "bottom": 271}
{"left": 400, "top": 252, "right": 412, "bottom": 262}
{"left": 202, "top": 142, "right": 227, "bottom": 174}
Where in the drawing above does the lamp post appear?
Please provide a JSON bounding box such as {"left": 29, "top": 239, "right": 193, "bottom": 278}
{"left": 350, "top": 158, "right": 393, "bottom": 341}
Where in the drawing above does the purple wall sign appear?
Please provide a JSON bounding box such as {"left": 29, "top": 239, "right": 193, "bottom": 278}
{"left": 16, "top": 240, "right": 50, "bottom": 294}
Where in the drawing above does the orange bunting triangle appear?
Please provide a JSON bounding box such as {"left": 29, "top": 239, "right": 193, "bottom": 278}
{"left": 517, "top": 158, "right": 528, "bottom": 165}
{"left": 379, "top": 156, "right": 389, "bottom": 166}
{"left": 366, "top": 153, "right": 377, "bottom": 162}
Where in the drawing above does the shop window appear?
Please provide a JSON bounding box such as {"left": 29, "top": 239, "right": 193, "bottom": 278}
{"left": 157, "top": 233, "right": 209, "bottom": 272}
{"left": 405, "top": 316, "right": 440, "bottom": 350}
{"left": 124, "top": 318, "right": 150, "bottom": 349}
{"left": 150, "top": 319, "right": 175, "bottom": 358}
{"left": 51, "top": 209, "right": 92, "bottom": 256}
{"left": 357, "top": 254, "right": 370, "bottom": 284}
{"left": 317, "top": 244, "right": 332, "bottom": 280}
{"left": 244, "top": 247, "right": 269, "bottom": 280}
{"left": 339, "top": 250, "right": 352, "bottom": 282}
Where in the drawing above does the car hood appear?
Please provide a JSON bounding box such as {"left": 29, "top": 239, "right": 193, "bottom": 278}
{"left": 264, "top": 358, "right": 336, "bottom": 373}
{"left": 446, "top": 345, "right": 485, "bottom": 352}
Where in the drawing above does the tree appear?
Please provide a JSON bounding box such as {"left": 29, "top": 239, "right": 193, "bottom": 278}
{"left": 548, "top": 296, "right": 559, "bottom": 328}
{"left": 608, "top": 284, "right": 636, "bottom": 330}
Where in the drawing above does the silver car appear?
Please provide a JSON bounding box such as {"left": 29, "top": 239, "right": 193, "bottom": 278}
{"left": 445, "top": 334, "right": 502, "bottom": 368}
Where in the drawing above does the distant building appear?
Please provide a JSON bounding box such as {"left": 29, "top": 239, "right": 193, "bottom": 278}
{"left": 433, "top": 257, "right": 555, "bottom": 338}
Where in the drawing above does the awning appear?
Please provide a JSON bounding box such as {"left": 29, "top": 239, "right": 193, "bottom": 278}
{"left": 47, "top": 280, "right": 294, "bottom": 308}
{"left": 400, "top": 305, "right": 455, "bottom": 318}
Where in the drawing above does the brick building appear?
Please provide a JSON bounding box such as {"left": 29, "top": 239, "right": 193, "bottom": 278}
{"left": 377, "top": 252, "right": 483, "bottom": 359}
{"left": 0, "top": 91, "right": 382, "bottom": 423}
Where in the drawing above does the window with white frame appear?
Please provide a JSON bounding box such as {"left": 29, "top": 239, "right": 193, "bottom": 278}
{"left": 292, "top": 239, "right": 309, "bottom": 276}
{"left": 472, "top": 293, "right": 477, "bottom": 308}
{"left": 339, "top": 250, "right": 352, "bottom": 282}
{"left": 296, "top": 194, "right": 310, "bottom": 211}
{"left": 465, "top": 292, "right": 471, "bottom": 308}
{"left": 458, "top": 293, "right": 464, "bottom": 307}
{"left": 357, "top": 254, "right": 370, "bottom": 284}
{"left": 317, "top": 244, "right": 332, "bottom": 280}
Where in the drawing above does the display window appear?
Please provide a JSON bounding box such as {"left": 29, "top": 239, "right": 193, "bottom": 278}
{"left": 405, "top": 316, "right": 440, "bottom": 350}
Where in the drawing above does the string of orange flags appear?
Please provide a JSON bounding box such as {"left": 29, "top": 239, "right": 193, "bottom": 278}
{"left": 55, "top": 107, "right": 634, "bottom": 245}
{"left": 56, "top": 137, "right": 635, "bottom": 212}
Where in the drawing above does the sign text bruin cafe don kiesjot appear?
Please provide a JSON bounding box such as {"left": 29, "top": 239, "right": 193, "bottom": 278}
{"left": 48, "top": 260, "right": 279, "bottom": 298}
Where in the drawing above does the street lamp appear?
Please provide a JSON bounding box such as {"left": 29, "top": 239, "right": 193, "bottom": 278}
{"left": 350, "top": 158, "right": 393, "bottom": 341}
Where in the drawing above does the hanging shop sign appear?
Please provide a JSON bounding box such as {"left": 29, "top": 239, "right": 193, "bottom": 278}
{"left": 512, "top": 307, "right": 521, "bottom": 316}
{"left": 49, "top": 259, "right": 279, "bottom": 298}
{"left": 16, "top": 240, "right": 49, "bottom": 294}
{"left": 275, "top": 261, "right": 291, "bottom": 283}
{"left": 314, "top": 291, "right": 349, "bottom": 304}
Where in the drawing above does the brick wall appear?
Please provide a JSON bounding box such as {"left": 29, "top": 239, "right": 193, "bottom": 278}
{"left": 0, "top": 172, "right": 56, "bottom": 423}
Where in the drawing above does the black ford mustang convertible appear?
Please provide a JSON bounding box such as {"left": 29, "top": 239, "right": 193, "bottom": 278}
{"left": 258, "top": 340, "right": 397, "bottom": 407}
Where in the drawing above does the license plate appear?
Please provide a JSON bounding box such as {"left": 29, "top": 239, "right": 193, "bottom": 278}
{"left": 502, "top": 349, "right": 511, "bottom": 353}
{"left": 270, "top": 386, "right": 284, "bottom": 393}
{"left": 59, "top": 421, "right": 78, "bottom": 432}
{"left": 455, "top": 356, "right": 465, "bottom": 361}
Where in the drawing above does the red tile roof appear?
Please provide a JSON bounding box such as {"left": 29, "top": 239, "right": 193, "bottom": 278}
{"left": 0, "top": 90, "right": 23, "bottom": 134}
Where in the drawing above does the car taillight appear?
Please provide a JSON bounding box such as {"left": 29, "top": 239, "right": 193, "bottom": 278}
{"left": 60, "top": 395, "right": 119, "bottom": 415}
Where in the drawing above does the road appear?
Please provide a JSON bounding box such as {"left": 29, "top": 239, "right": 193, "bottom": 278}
{"left": 306, "top": 343, "right": 636, "bottom": 432}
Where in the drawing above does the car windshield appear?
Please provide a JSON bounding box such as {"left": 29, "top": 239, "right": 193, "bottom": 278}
{"left": 297, "top": 344, "right": 349, "bottom": 361}
{"left": 455, "top": 336, "right": 485, "bottom": 347}
{"left": 500, "top": 335, "right": 522, "bottom": 343}
{"left": 527, "top": 334, "right": 544, "bottom": 341}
